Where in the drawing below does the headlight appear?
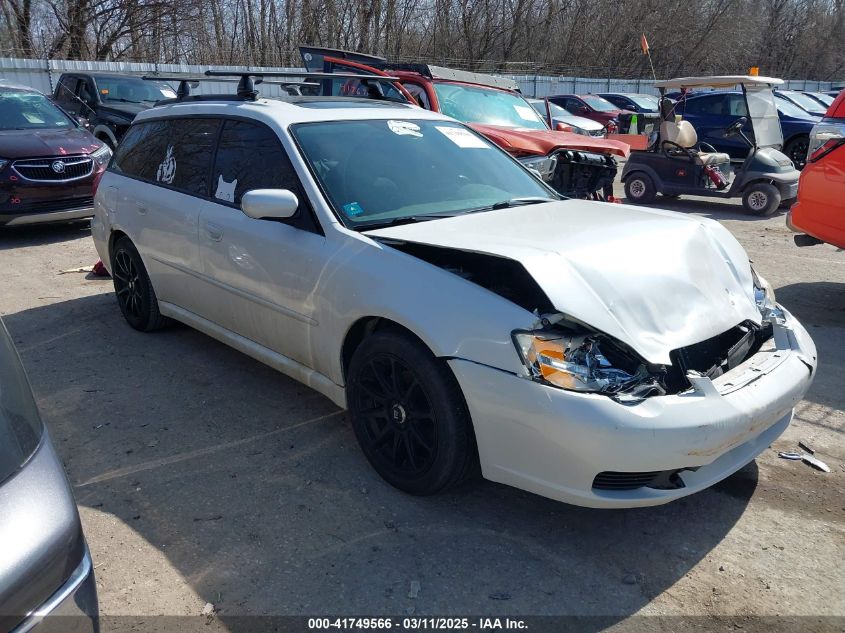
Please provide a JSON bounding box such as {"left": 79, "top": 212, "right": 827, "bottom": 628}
{"left": 91, "top": 144, "right": 112, "bottom": 166}
{"left": 512, "top": 329, "right": 664, "bottom": 400}
{"left": 751, "top": 266, "right": 783, "bottom": 320}
{"left": 518, "top": 154, "right": 557, "bottom": 181}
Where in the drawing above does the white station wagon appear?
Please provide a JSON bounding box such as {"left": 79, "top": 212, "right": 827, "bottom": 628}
{"left": 91, "top": 83, "right": 816, "bottom": 508}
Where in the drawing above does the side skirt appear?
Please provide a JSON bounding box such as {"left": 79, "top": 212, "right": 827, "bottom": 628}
{"left": 158, "top": 301, "right": 347, "bottom": 409}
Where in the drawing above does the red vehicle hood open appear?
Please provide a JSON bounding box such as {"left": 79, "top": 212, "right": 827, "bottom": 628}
{"left": 0, "top": 127, "right": 101, "bottom": 159}
{"left": 467, "top": 123, "right": 630, "bottom": 159}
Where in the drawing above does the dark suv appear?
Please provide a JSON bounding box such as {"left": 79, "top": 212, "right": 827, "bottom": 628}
{"left": 1, "top": 83, "right": 111, "bottom": 226}
{"left": 53, "top": 73, "right": 176, "bottom": 148}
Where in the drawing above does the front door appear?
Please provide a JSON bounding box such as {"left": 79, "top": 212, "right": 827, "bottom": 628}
{"left": 196, "top": 118, "right": 327, "bottom": 367}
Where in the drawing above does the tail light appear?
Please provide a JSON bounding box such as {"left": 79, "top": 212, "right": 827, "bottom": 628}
{"left": 808, "top": 120, "right": 845, "bottom": 162}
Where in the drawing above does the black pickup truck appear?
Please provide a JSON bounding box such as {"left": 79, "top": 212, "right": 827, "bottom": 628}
{"left": 53, "top": 73, "right": 176, "bottom": 148}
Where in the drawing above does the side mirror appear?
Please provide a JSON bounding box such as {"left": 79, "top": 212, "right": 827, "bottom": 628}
{"left": 76, "top": 116, "right": 91, "bottom": 129}
{"left": 577, "top": 106, "right": 589, "bottom": 115}
{"left": 555, "top": 121, "right": 573, "bottom": 132}
{"left": 241, "top": 189, "right": 299, "bottom": 220}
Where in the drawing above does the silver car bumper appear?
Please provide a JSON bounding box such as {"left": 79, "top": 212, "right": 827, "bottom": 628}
{"left": 12, "top": 547, "right": 97, "bottom": 633}
{"left": 1, "top": 206, "right": 94, "bottom": 227}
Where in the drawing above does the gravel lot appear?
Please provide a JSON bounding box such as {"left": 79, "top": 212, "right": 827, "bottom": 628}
{"left": 0, "top": 192, "right": 843, "bottom": 631}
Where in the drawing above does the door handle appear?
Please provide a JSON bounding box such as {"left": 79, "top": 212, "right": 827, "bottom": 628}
{"left": 205, "top": 222, "right": 223, "bottom": 242}
{"left": 137, "top": 204, "right": 147, "bottom": 215}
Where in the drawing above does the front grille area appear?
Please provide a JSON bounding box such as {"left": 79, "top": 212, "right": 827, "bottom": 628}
{"left": 1, "top": 196, "right": 93, "bottom": 214}
{"left": 549, "top": 149, "right": 617, "bottom": 199}
{"left": 593, "top": 469, "right": 687, "bottom": 491}
{"left": 664, "top": 321, "right": 773, "bottom": 393}
{"left": 13, "top": 156, "right": 94, "bottom": 182}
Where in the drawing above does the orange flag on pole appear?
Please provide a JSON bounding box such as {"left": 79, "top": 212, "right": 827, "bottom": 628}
{"left": 640, "top": 33, "right": 650, "bottom": 55}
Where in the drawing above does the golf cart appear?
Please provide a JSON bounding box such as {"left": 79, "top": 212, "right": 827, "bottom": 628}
{"left": 621, "top": 76, "right": 800, "bottom": 215}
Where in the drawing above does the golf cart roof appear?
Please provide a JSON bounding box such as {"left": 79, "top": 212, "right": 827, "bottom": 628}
{"left": 654, "top": 75, "right": 784, "bottom": 89}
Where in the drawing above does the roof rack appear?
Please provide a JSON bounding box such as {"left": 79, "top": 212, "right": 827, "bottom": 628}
{"left": 298, "top": 45, "right": 520, "bottom": 93}
{"left": 142, "top": 71, "right": 404, "bottom": 102}
{"left": 204, "top": 70, "right": 403, "bottom": 100}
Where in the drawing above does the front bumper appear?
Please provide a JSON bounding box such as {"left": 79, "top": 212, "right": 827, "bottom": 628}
{"left": 0, "top": 205, "right": 95, "bottom": 227}
{"left": 12, "top": 547, "right": 98, "bottom": 633}
{"left": 449, "top": 309, "right": 816, "bottom": 508}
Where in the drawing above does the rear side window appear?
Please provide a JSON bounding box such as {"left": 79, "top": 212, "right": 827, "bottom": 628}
{"left": 164, "top": 118, "right": 220, "bottom": 196}
{"left": 112, "top": 118, "right": 219, "bottom": 196}
{"left": 212, "top": 119, "right": 302, "bottom": 206}
{"left": 112, "top": 120, "right": 170, "bottom": 180}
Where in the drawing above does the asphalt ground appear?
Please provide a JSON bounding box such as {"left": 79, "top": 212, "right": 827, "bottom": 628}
{"left": 0, "top": 189, "right": 842, "bottom": 632}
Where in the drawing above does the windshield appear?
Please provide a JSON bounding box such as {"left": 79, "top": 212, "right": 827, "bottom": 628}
{"left": 776, "top": 96, "right": 820, "bottom": 120}
{"left": 95, "top": 77, "right": 176, "bottom": 103}
{"left": 0, "top": 320, "right": 43, "bottom": 486}
{"left": 807, "top": 92, "right": 834, "bottom": 106}
{"left": 433, "top": 83, "right": 547, "bottom": 129}
{"left": 581, "top": 95, "right": 618, "bottom": 111}
{"left": 292, "top": 119, "right": 555, "bottom": 229}
{"left": 779, "top": 90, "right": 826, "bottom": 114}
{"left": 746, "top": 86, "right": 784, "bottom": 148}
{"left": 0, "top": 90, "right": 74, "bottom": 130}
{"left": 625, "top": 94, "right": 659, "bottom": 110}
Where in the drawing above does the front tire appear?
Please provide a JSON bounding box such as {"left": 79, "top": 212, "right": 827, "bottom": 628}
{"left": 624, "top": 173, "right": 656, "bottom": 204}
{"left": 742, "top": 183, "right": 781, "bottom": 216}
{"left": 111, "top": 237, "right": 169, "bottom": 332}
{"left": 347, "top": 329, "right": 477, "bottom": 495}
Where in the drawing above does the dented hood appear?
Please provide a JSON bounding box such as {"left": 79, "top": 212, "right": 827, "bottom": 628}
{"left": 467, "top": 123, "right": 630, "bottom": 159}
{"left": 365, "top": 201, "right": 761, "bottom": 365}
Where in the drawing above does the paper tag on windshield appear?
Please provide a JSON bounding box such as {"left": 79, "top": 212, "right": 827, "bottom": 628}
{"left": 160, "top": 88, "right": 177, "bottom": 99}
{"left": 387, "top": 120, "right": 422, "bottom": 137}
{"left": 436, "top": 126, "right": 489, "bottom": 148}
{"left": 514, "top": 104, "right": 539, "bottom": 121}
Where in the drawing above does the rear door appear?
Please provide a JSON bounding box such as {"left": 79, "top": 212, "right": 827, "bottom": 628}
{"left": 109, "top": 117, "right": 218, "bottom": 313}
{"left": 196, "top": 118, "right": 327, "bottom": 366}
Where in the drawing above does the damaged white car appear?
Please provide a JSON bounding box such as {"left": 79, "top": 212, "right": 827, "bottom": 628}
{"left": 91, "top": 90, "right": 816, "bottom": 508}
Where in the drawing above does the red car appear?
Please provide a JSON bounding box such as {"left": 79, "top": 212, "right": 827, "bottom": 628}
{"left": 548, "top": 94, "right": 634, "bottom": 132}
{"left": 788, "top": 91, "right": 845, "bottom": 248}
{"left": 301, "top": 47, "right": 629, "bottom": 199}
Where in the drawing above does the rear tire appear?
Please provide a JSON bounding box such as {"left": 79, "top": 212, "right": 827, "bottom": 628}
{"left": 111, "top": 237, "right": 169, "bottom": 332}
{"left": 624, "top": 173, "right": 656, "bottom": 204}
{"left": 347, "top": 329, "right": 478, "bottom": 495}
{"left": 742, "top": 183, "right": 781, "bottom": 216}
{"left": 784, "top": 135, "right": 809, "bottom": 170}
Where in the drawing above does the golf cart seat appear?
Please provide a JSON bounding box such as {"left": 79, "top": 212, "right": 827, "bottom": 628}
{"left": 661, "top": 120, "right": 731, "bottom": 165}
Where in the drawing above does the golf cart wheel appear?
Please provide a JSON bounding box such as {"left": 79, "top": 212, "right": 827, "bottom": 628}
{"left": 111, "top": 237, "right": 169, "bottom": 332}
{"left": 784, "top": 136, "right": 809, "bottom": 170}
{"left": 624, "top": 173, "right": 656, "bottom": 204}
{"left": 347, "top": 328, "right": 478, "bottom": 495}
{"left": 742, "top": 183, "right": 781, "bottom": 216}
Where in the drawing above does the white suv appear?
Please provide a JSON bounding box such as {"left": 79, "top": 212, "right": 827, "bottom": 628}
{"left": 92, "top": 90, "right": 816, "bottom": 508}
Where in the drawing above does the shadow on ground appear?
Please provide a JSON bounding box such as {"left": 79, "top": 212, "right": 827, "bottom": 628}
{"left": 0, "top": 221, "right": 91, "bottom": 251}
{"left": 3, "top": 289, "right": 760, "bottom": 624}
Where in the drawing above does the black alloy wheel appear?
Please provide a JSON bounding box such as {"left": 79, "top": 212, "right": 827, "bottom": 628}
{"left": 111, "top": 237, "right": 169, "bottom": 332}
{"left": 348, "top": 329, "right": 477, "bottom": 495}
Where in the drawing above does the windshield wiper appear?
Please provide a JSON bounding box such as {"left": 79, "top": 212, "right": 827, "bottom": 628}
{"left": 488, "top": 196, "right": 557, "bottom": 210}
{"left": 357, "top": 214, "right": 456, "bottom": 230}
